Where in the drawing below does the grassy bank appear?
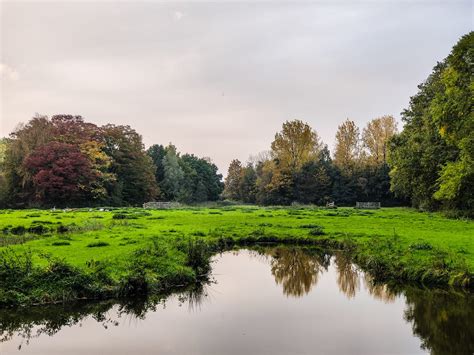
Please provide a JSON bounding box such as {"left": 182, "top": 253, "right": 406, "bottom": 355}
{"left": 0, "top": 206, "right": 472, "bottom": 306}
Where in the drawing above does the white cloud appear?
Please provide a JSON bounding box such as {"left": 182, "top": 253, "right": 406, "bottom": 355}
{"left": 0, "top": 63, "right": 19, "bottom": 81}
{"left": 174, "top": 11, "right": 184, "bottom": 21}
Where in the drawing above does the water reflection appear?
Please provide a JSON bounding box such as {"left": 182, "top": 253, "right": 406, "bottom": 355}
{"left": 266, "top": 247, "right": 330, "bottom": 297}
{"left": 1, "top": 247, "right": 472, "bottom": 355}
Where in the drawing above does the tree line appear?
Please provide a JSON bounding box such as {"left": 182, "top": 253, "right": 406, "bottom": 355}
{"left": 0, "top": 115, "right": 223, "bottom": 207}
{"left": 0, "top": 32, "right": 471, "bottom": 214}
{"left": 223, "top": 32, "right": 473, "bottom": 216}
{"left": 223, "top": 116, "right": 399, "bottom": 206}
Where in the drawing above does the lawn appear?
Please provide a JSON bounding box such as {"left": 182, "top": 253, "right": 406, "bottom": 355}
{"left": 0, "top": 206, "right": 472, "bottom": 306}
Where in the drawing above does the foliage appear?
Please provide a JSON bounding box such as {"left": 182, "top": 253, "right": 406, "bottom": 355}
{"left": 333, "top": 119, "right": 361, "bottom": 172}
{"left": 389, "top": 32, "right": 473, "bottom": 216}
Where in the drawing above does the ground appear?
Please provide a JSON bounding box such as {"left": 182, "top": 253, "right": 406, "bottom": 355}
{"left": 0, "top": 206, "right": 472, "bottom": 306}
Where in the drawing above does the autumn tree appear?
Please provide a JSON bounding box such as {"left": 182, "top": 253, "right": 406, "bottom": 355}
{"left": 362, "top": 115, "right": 398, "bottom": 165}
{"left": 223, "top": 159, "right": 243, "bottom": 200}
{"left": 333, "top": 119, "right": 361, "bottom": 172}
{"left": 24, "top": 142, "right": 96, "bottom": 206}
{"left": 271, "top": 120, "right": 322, "bottom": 173}
{"left": 2, "top": 115, "right": 54, "bottom": 206}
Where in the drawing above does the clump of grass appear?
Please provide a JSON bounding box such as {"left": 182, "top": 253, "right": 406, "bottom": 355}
{"left": 119, "top": 240, "right": 137, "bottom": 246}
{"left": 87, "top": 241, "right": 110, "bottom": 248}
{"left": 410, "top": 242, "right": 433, "bottom": 251}
{"left": 192, "top": 231, "right": 206, "bottom": 237}
{"left": 112, "top": 213, "right": 137, "bottom": 220}
{"left": 308, "top": 226, "right": 326, "bottom": 236}
{"left": 27, "top": 224, "right": 50, "bottom": 235}
{"left": 300, "top": 224, "right": 321, "bottom": 229}
{"left": 184, "top": 239, "right": 211, "bottom": 275}
{"left": 10, "top": 226, "right": 26, "bottom": 235}
{"left": 57, "top": 224, "right": 69, "bottom": 233}
{"left": 52, "top": 241, "right": 71, "bottom": 246}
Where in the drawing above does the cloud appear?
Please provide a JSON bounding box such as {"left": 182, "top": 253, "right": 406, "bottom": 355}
{"left": 0, "top": 63, "right": 19, "bottom": 81}
{"left": 174, "top": 11, "right": 183, "bottom": 21}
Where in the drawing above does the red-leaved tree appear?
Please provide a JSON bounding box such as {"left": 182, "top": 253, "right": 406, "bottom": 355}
{"left": 24, "top": 142, "right": 97, "bottom": 206}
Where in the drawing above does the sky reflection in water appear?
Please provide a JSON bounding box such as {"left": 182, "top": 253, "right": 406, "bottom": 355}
{"left": 1, "top": 247, "right": 472, "bottom": 355}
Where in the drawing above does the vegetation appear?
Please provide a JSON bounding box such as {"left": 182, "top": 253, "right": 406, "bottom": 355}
{"left": 1, "top": 248, "right": 472, "bottom": 355}
{"left": 0, "top": 206, "right": 472, "bottom": 307}
{"left": 389, "top": 32, "right": 473, "bottom": 216}
{"left": 0, "top": 116, "right": 223, "bottom": 208}
{"left": 224, "top": 117, "right": 400, "bottom": 206}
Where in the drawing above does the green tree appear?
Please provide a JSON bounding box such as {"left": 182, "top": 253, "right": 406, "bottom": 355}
{"left": 238, "top": 164, "right": 257, "bottom": 203}
{"left": 102, "top": 124, "right": 158, "bottom": 205}
{"left": 147, "top": 144, "right": 166, "bottom": 185}
{"left": 161, "top": 144, "right": 184, "bottom": 201}
{"left": 389, "top": 32, "right": 472, "bottom": 214}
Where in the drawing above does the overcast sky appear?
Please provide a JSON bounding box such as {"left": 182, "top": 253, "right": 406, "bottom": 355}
{"left": 1, "top": 1, "right": 472, "bottom": 172}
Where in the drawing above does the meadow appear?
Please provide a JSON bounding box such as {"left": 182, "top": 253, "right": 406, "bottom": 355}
{"left": 0, "top": 206, "right": 472, "bottom": 306}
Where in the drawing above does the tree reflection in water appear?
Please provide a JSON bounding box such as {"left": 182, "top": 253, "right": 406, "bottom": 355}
{"left": 1, "top": 247, "right": 472, "bottom": 355}
{"left": 267, "top": 247, "right": 330, "bottom": 297}
{"left": 334, "top": 252, "right": 360, "bottom": 299}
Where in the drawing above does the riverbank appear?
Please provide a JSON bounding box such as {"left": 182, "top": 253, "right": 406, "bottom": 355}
{"left": 0, "top": 207, "right": 472, "bottom": 306}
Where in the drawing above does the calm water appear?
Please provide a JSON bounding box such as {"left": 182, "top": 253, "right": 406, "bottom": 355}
{"left": 1, "top": 247, "right": 473, "bottom": 355}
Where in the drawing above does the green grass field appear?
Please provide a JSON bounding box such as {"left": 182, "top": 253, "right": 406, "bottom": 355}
{"left": 1, "top": 206, "right": 473, "bottom": 306}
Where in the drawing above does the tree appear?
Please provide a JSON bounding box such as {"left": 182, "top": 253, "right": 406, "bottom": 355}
{"left": 102, "top": 124, "right": 158, "bottom": 205}
{"left": 293, "top": 146, "right": 333, "bottom": 205}
{"left": 362, "top": 115, "right": 398, "bottom": 165}
{"left": 23, "top": 142, "right": 96, "bottom": 206}
{"left": 389, "top": 32, "right": 473, "bottom": 214}
{"left": 179, "top": 154, "right": 223, "bottom": 203}
{"left": 223, "top": 159, "right": 243, "bottom": 200}
{"left": 161, "top": 144, "right": 184, "bottom": 201}
{"left": 271, "top": 119, "right": 322, "bottom": 174}
{"left": 2, "top": 115, "right": 54, "bottom": 206}
{"left": 238, "top": 164, "right": 257, "bottom": 203}
{"left": 333, "top": 119, "right": 361, "bottom": 172}
{"left": 147, "top": 144, "right": 167, "bottom": 185}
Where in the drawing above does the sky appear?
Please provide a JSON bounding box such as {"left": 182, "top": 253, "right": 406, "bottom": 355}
{"left": 0, "top": 1, "right": 472, "bottom": 173}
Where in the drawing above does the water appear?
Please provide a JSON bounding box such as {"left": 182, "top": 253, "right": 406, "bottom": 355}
{"left": 1, "top": 247, "right": 473, "bottom": 355}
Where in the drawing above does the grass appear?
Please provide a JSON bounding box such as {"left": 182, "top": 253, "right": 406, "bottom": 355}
{"left": 0, "top": 206, "right": 472, "bottom": 306}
